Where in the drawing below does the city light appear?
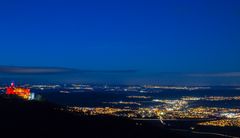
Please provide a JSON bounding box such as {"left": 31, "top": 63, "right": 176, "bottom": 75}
{"left": 6, "top": 82, "right": 34, "bottom": 100}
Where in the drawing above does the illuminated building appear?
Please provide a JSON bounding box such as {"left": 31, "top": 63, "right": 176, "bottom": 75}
{"left": 6, "top": 82, "right": 31, "bottom": 100}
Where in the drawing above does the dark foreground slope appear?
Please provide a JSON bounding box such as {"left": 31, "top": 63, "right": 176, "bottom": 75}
{"left": 0, "top": 95, "right": 224, "bottom": 138}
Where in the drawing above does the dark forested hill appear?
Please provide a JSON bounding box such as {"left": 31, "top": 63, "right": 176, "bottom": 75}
{"left": 0, "top": 95, "right": 219, "bottom": 138}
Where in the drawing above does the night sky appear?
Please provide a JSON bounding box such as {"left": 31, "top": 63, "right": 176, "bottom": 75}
{"left": 0, "top": 0, "right": 240, "bottom": 85}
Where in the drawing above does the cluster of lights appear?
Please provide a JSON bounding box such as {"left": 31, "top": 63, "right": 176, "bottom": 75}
{"left": 6, "top": 82, "right": 34, "bottom": 100}
{"left": 199, "top": 119, "right": 240, "bottom": 127}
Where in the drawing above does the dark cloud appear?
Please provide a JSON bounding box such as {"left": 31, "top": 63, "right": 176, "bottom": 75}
{"left": 0, "top": 66, "right": 138, "bottom": 75}
{"left": 187, "top": 72, "right": 240, "bottom": 77}
{"left": 0, "top": 66, "right": 75, "bottom": 74}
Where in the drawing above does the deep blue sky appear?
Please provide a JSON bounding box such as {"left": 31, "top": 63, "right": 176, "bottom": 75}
{"left": 0, "top": 0, "right": 240, "bottom": 73}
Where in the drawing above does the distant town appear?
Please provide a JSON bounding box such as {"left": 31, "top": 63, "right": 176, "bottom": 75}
{"left": 1, "top": 83, "right": 240, "bottom": 130}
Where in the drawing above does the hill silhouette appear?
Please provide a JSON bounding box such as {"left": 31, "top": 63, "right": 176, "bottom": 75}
{"left": 0, "top": 94, "right": 219, "bottom": 138}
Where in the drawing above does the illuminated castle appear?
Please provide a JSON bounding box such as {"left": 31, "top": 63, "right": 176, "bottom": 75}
{"left": 6, "top": 82, "right": 31, "bottom": 100}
